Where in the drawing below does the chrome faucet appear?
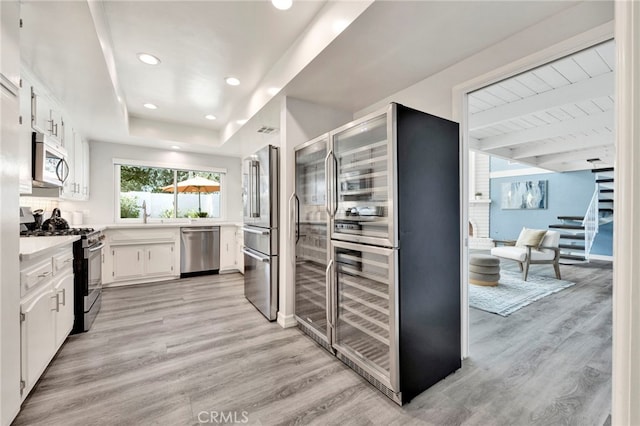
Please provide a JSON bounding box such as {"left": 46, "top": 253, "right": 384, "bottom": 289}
{"left": 141, "top": 200, "right": 151, "bottom": 224}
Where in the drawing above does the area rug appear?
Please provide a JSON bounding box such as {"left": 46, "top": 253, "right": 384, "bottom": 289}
{"left": 469, "top": 270, "right": 575, "bottom": 317}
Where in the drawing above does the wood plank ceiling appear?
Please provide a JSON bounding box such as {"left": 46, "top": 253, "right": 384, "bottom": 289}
{"left": 469, "top": 40, "right": 615, "bottom": 172}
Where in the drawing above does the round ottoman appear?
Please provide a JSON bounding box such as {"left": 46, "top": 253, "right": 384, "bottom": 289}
{"left": 469, "top": 254, "right": 500, "bottom": 286}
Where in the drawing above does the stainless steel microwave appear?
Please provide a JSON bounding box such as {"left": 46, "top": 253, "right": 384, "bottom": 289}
{"left": 32, "top": 132, "right": 69, "bottom": 188}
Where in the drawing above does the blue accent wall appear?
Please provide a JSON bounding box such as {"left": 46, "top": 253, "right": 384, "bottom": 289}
{"left": 489, "top": 159, "right": 594, "bottom": 239}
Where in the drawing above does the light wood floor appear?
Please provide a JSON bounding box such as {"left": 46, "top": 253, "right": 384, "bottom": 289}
{"left": 13, "top": 260, "right": 612, "bottom": 426}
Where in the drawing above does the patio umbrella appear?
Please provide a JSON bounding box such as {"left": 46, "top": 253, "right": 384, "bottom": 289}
{"left": 162, "top": 176, "right": 220, "bottom": 213}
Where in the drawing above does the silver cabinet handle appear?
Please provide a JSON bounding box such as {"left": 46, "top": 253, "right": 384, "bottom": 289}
{"left": 58, "top": 288, "right": 66, "bottom": 306}
{"left": 325, "top": 259, "right": 334, "bottom": 329}
{"left": 241, "top": 227, "right": 269, "bottom": 235}
{"left": 242, "top": 248, "right": 270, "bottom": 263}
{"left": 149, "top": 251, "right": 151, "bottom": 260}
{"left": 181, "top": 228, "right": 217, "bottom": 233}
{"left": 38, "top": 271, "right": 51, "bottom": 278}
{"left": 51, "top": 294, "right": 60, "bottom": 312}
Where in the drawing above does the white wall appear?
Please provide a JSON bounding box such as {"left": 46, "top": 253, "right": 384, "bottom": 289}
{"left": 60, "top": 141, "right": 242, "bottom": 224}
{"left": 354, "top": 1, "right": 614, "bottom": 122}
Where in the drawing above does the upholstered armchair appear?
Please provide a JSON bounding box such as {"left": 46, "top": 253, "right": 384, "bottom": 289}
{"left": 491, "top": 230, "right": 561, "bottom": 281}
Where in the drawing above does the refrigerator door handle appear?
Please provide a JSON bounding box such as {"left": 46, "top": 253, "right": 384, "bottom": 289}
{"left": 288, "top": 193, "right": 295, "bottom": 246}
{"left": 241, "top": 227, "right": 270, "bottom": 235}
{"left": 324, "top": 150, "right": 333, "bottom": 217}
{"left": 331, "top": 152, "right": 338, "bottom": 217}
{"left": 246, "top": 160, "right": 253, "bottom": 218}
{"left": 252, "top": 160, "right": 261, "bottom": 218}
{"left": 294, "top": 194, "right": 300, "bottom": 244}
{"left": 325, "top": 258, "right": 334, "bottom": 329}
{"left": 242, "top": 248, "right": 270, "bottom": 263}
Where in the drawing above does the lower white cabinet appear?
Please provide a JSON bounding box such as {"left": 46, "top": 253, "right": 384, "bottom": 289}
{"left": 111, "top": 243, "right": 175, "bottom": 281}
{"left": 20, "top": 245, "right": 75, "bottom": 400}
{"left": 219, "top": 226, "right": 236, "bottom": 272}
{"left": 20, "top": 285, "right": 56, "bottom": 396}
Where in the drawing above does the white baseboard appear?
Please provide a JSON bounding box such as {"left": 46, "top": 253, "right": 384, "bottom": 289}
{"left": 277, "top": 312, "right": 297, "bottom": 328}
{"left": 589, "top": 254, "right": 613, "bottom": 262}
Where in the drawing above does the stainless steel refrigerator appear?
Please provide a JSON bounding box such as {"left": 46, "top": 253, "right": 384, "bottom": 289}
{"left": 242, "top": 145, "right": 279, "bottom": 321}
{"left": 293, "top": 103, "right": 461, "bottom": 405}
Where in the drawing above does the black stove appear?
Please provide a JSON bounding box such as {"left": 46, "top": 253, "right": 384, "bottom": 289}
{"left": 20, "top": 227, "right": 95, "bottom": 237}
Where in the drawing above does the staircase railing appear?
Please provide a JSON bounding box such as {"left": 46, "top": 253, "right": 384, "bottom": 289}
{"left": 583, "top": 185, "right": 599, "bottom": 260}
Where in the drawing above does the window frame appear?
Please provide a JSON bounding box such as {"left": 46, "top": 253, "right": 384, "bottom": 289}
{"left": 113, "top": 158, "right": 227, "bottom": 223}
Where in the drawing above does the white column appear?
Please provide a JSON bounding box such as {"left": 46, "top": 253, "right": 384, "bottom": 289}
{"left": 612, "top": 1, "right": 640, "bottom": 424}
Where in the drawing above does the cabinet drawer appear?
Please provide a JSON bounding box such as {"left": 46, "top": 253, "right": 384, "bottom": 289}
{"left": 53, "top": 248, "right": 74, "bottom": 274}
{"left": 21, "top": 259, "right": 53, "bottom": 297}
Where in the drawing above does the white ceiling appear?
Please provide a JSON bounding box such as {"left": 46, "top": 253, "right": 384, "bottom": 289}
{"left": 469, "top": 40, "right": 615, "bottom": 172}
{"left": 20, "top": 0, "right": 599, "bottom": 158}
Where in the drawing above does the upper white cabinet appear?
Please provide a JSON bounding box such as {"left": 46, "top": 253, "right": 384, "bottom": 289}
{"left": 0, "top": 0, "right": 20, "bottom": 90}
{"left": 31, "top": 87, "right": 64, "bottom": 145}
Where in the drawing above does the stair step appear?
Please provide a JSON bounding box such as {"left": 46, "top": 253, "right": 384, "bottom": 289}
{"left": 559, "top": 234, "right": 586, "bottom": 240}
{"left": 557, "top": 215, "right": 583, "bottom": 221}
{"left": 549, "top": 224, "right": 585, "bottom": 230}
{"left": 559, "top": 244, "right": 586, "bottom": 250}
{"left": 596, "top": 178, "right": 614, "bottom": 183}
{"left": 599, "top": 198, "right": 614, "bottom": 203}
{"left": 591, "top": 167, "right": 614, "bottom": 173}
{"left": 599, "top": 208, "right": 614, "bottom": 213}
{"left": 600, "top": 189, "right": 614, "bottom": 193}
{"left": 560, "top": 254, "right": 586, "bottom": 261}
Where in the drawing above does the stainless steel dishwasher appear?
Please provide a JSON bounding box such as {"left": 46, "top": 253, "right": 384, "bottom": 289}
{"left": 180, "top": 226, "right": 220, "bottom": 277}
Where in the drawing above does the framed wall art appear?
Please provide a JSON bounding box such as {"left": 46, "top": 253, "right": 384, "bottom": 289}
{"left": 501, "top": 180, "right": 548, "bottom": 209}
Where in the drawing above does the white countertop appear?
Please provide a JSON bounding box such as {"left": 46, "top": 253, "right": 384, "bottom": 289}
{"left": 86, "top": 221, "right": 242, "bottom": 231}
{"left": 20, "top": 235, "right": 80, "bottom": 261}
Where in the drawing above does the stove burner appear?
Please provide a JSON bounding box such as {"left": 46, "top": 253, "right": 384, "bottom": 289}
{"left": 20, "top": 227, "right": 96, "bottom": 238}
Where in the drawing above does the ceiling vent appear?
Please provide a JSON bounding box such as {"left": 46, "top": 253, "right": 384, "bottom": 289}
{"left": 257, "top": 126, "right": 278, "bottom": 135}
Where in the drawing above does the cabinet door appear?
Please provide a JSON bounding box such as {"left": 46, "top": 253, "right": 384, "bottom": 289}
{"left": 235, "top": 227, "right": 244, "bottom": 272}
{"left": 31, "top": 88, "right": 52, "bottom": 134}
{"left": 53, "top": 267, "right": 74, "bottom": 348}
{"left": 0, "top": 0, "right": 20, "bottom": 89}
{"left": 19, "top": 82, "right": 33, "bottom": 194}
{"left": 82, "top": 138, "right": 90, "bottom": 198}
{"left": 112, "top": 246, "right": 144, "bottom": 281}
{"left": 74, "top": 131, "right": 83, "bottom": 197}
{"left": 50, "top": 108, "right": 63, "bottom": 143}
{"left": 219, "top": 227, "right": 236, "bottom": 271}
{"left": 145, "top": 244, "right": 175, "bottom": 276}
{"left": 21, "top": 286, "right": 57, "bottom": 396}
{"left": 61, "top": 127, "right": 76, "bottom": 199}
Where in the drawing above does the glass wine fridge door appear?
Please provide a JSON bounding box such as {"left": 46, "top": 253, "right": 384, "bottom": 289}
{"left": 294, "top": 135, "right": 331, "bottom": 344}
{"left": 331, "top": 105, "right": 395, "bottom": 247}
{"left": 331, "top": 240, "right": 399, "bottom": 392}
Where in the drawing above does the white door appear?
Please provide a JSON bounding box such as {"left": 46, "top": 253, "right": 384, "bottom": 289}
{"left": 145, "top": 244, "right": 175, "bottom": 276}
{"left": 21, "top": 286, "right": 57, "bottom": 396}
{"left": 112, "top": 245, "right": 144, "bottom": 281}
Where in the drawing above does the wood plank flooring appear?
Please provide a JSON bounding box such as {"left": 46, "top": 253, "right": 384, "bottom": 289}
{"left": 13, "top": 260, "right": 612, "bottom": 425}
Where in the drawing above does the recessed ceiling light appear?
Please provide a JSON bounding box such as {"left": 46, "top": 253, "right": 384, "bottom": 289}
{"left": 225, "top": 77, "right": 240, "bottom": 86}
{"left": 137, "top": 53, "right": 161, "bottom": 65}
{"left": 205, "top": 114, "right": 217, "bottom": 120}
{"left": 236, "top": 119, "right": 248, "bottom": 125}
{"left": 171, "top": 145, "right": 181, "bottom": 150}
{"left": 143, "top": 103, "right": 158, "bottom": 110}
{"left": 267, "top": 87, "right": 281, "bottom": 96}
{"left": 272, "top": 0, "right": 292, "bottom": 10}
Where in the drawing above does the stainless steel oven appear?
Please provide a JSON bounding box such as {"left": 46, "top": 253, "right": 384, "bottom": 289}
{"left": 73, "top": 230, "right": 105, "bottom": 333}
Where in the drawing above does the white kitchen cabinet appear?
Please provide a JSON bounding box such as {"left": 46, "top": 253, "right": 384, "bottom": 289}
{"left": 146, "top": 243, "right": 175, "bottom": 276}
{"left": 0, "top": 0, "right": 20, "bottom": 89}
{"left": 219, "top": 226, "right": 236, "bottom": 272}
{"left": 20, "top": 284, "right": 56, "bottom": 398}
{"left": 112, "top": 243, "right": 175, "bottom": 280}
{"left": 52, "top": 251, "right": 75, "bottom": 348}
{"left": 111, "top": 245, "right": 145, "bottom": 281}
{"left": 19, "top": 80, "right": 33, "bottom": 194}
{"left": 236, "top": 225, "right": 244, "bottom": 273}
{"left": 31, "top": 87, "right": 52, "bottom": 135}
{"left": 104, "top": 228, "right": 180, "bottom": 286}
